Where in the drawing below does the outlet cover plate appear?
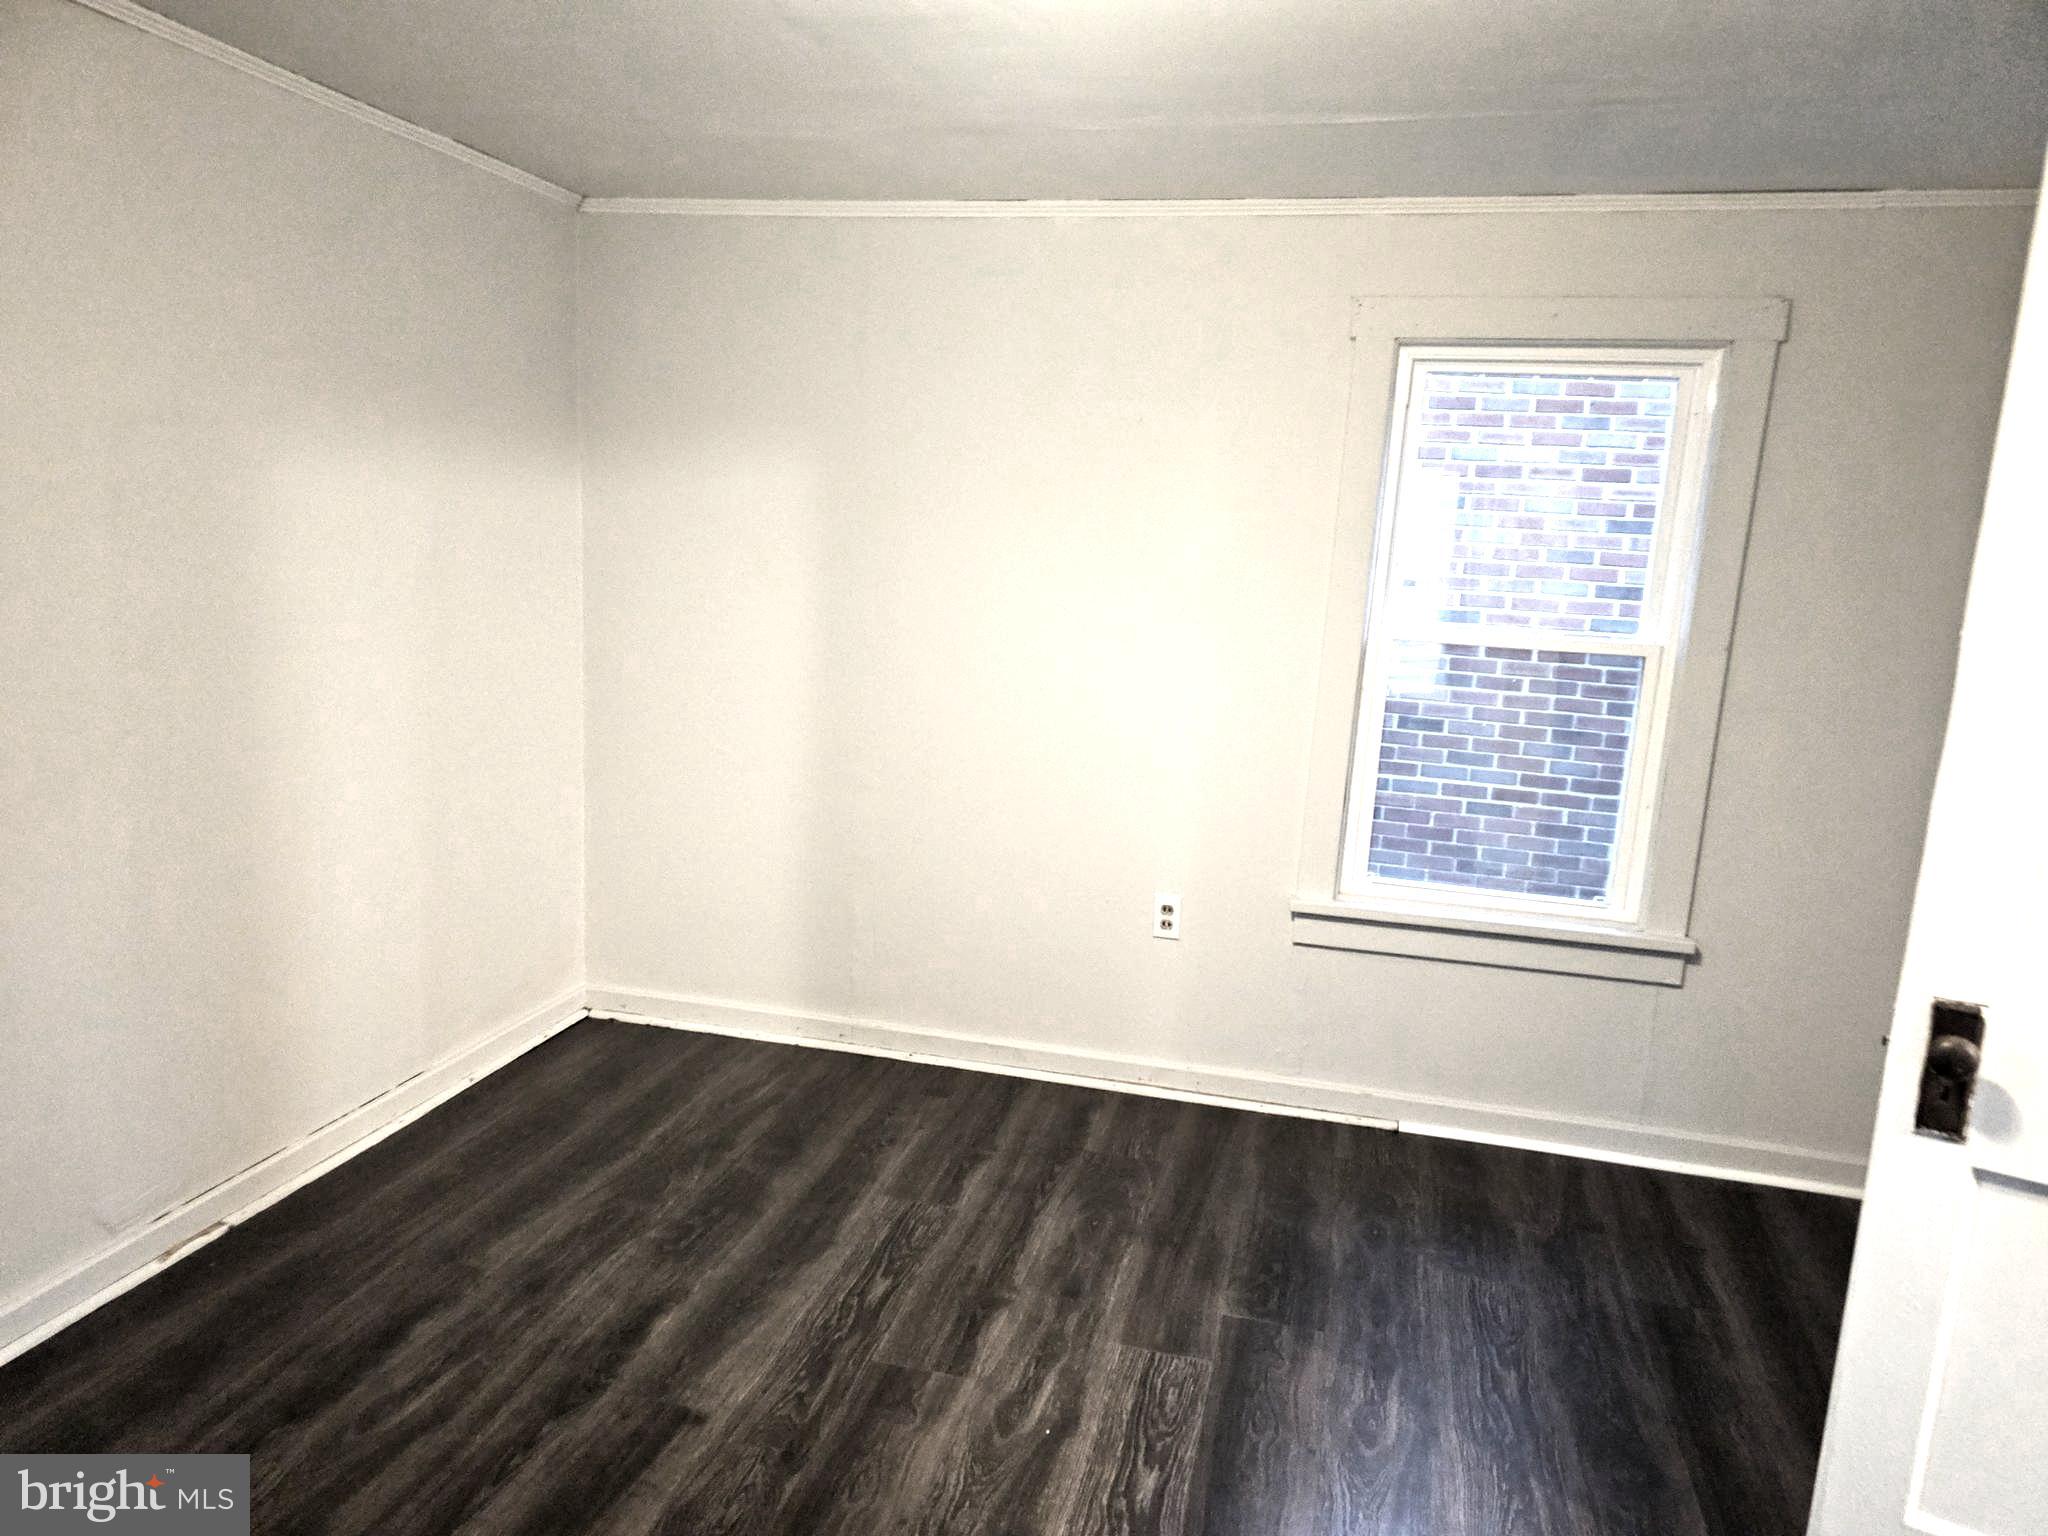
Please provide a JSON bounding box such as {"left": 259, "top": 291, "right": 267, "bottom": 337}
{"left": 1154, "top": 893, "right": 1182, "bottom": 940}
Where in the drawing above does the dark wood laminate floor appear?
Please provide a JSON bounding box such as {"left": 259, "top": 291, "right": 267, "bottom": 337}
{"left": 0, "top": 1019, "right": 1858, "bottom": 1536}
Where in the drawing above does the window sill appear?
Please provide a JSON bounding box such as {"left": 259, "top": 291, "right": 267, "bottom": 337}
{"left": 1289, "top": 898, "right": 1697, "bottom": 986}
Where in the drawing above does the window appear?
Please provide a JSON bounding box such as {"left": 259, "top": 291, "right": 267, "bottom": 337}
{"left": 1294, "top": 298, "right": 1788, "bottom": 984}
{"left": 1349, "top": 348, "right": 1711, "bottom": 916}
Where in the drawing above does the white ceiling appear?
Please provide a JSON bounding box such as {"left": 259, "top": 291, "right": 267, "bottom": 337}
{"left": 138, "top": 0, "right": 2048, "bottom": 200}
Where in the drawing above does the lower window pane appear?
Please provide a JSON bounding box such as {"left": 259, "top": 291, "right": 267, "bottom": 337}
{"left": 1360, "top": 642, "right": 1643, "bottom": 904}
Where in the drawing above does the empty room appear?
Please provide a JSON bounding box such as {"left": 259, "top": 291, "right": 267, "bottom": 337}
{"left": 5, "top": 0, "right": 2048, "bottom": 1531}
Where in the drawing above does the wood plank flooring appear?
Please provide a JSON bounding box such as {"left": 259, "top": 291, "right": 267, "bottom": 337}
{"left": 0, "top": 1019, "right": 1859, "bottom": 1535}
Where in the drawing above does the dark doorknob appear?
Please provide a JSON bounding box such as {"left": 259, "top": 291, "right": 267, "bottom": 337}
{"left": 1926, "top": 1033, "right": 1981, "bottom": 1082}
{"left": 1916, "top": 1000, "right": 1985, "bottom": 1142}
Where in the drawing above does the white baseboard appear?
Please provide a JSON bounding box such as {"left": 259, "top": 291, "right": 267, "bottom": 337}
{"left": 586, "top": 984, "right": 1866, "bottom": 1199}
{"left": 0, "top": 978, "right": 1860, "bottom": 1370}
{"left": 0, "top": 986, "right": 589, "bottom": 1368}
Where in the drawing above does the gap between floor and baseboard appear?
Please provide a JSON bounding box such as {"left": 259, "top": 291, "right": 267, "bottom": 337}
{"left": 0, "top": 987, "right": 589, "bottom": 1369}
{"left": 585, "top": 984, "right": 1869, "bottom": 1200}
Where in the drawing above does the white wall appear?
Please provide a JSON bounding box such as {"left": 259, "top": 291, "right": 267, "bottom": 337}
{"left": 0, "top": 0, "right": 582, "bottom": 1315}
{"left": 0, "top": 0, "right": 2026, "bottom": 1337}
{"left": 579, "top": 202, "right": 2029, "bottom": 1188}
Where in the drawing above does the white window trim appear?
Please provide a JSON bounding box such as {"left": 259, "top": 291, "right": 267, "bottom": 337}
{"left": 1293, "top": 295, "right": 1789, "bottom": 986}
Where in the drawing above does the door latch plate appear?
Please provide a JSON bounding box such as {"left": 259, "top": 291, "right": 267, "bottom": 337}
{"left": 1915, "top": 999, "right": 1986, "bottom": 1142}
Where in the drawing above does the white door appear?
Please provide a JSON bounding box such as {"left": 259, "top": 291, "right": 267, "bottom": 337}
{"left": 1806, "top": 162, "right": 2048, "bottom": 1536}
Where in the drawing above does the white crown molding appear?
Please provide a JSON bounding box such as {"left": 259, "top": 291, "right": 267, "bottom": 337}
{"left": 579, "top": 189, "right": 2035, "bottom": 218}
{"left": 54, "top": 4, "right": 2038, "bottom": 220}
{"left": 71, "top": 0, "right": 581, "bottom": 208}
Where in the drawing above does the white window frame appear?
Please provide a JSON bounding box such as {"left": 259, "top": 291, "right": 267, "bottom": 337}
{"left": 1293, "top": 296, "right": 1788, "bottom": 985}
{"left": 1339, "top": 344, "right": 1717, "bottom": 923}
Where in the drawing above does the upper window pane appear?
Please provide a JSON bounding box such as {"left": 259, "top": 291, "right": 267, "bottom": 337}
{"left": 1389, "top": 364, "right": 1678, "bottom": 638}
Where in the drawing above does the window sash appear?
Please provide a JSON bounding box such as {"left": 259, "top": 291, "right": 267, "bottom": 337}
{"left": 1333, "top": 344, "right": 1724, "bottom": 926}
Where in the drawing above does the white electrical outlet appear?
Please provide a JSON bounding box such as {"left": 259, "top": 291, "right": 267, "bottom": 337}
{"left": 1153, "top": 893, "right": 1182, "bottom": 940}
